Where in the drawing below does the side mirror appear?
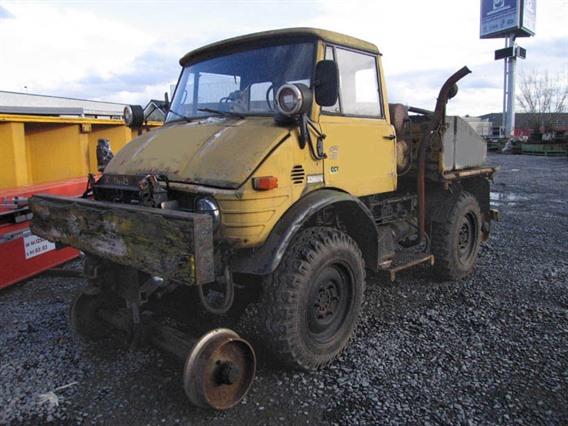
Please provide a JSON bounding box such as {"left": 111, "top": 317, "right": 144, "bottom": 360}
{"left": 314, "top": 60, "right": 339, "bottom": 107}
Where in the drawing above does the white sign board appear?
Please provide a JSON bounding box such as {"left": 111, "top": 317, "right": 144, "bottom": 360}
{"left": 23, "top": 231, "right": 56, "bottom": 259}
{"left": 522, "top": 0, "right": 536, "bottom": 34}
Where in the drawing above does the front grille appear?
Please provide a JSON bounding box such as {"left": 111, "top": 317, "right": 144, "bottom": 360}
{"left": 290, "top": 165, "right": 305, "bottom": 184}
{"left": 93, "top": 174, "right": 172, "bottom": 207}
{"left": 94, "top": 186, "right": 141, "bottom": 204}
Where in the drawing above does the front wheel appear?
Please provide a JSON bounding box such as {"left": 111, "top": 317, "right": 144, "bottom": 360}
{"left": 431, "top": 191, "right": 482, "bottom": 281}
{"left": 259, "top": 227, "right": 365, "bottom": 370}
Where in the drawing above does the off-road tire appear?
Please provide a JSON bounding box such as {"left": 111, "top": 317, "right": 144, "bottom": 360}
{"left": 259, "top": 227, "right": 365, "bottom": 370}
{"left": 431, "top": 191, "right": 482, "bottom": 281}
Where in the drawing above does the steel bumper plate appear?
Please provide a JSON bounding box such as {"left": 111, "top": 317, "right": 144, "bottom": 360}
{"left": 29, "top": 194, "right": 214, "bottom": 285}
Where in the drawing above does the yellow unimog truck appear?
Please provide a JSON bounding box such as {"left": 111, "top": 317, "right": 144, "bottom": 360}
{"left": 30, "top": 28, "right": 497, "bottom": 408}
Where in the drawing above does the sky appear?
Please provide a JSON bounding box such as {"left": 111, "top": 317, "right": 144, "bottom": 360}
{"left": 0, "top": 0, "right": 566, "bottom": 116}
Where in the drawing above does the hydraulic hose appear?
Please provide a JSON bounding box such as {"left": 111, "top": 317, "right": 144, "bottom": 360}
{"left": 197, "top": 267, "right": 235, "bottom": 315}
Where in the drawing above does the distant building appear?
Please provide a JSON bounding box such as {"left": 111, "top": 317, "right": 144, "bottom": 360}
{"left": 480, "top": 113, "right": 568, "bottom": 138}
{"left": 0, "top": 90, "right": 125, "bottom": 119}
{"left": 0, "top": 91, "right": 168, "bottom": 122}
{"left": 462, "top": 116, "right": 492, "bottom": 137}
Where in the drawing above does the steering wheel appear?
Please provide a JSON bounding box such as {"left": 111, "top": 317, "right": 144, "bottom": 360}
{"left": 265, "top": 84, "right": 275, "bottom": 111}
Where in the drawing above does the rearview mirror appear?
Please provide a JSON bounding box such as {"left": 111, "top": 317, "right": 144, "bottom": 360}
{"left": 314, "top": 60, "right": 339, "bottom": 107}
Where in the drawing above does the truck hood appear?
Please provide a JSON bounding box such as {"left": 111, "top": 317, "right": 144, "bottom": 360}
{"left": 104, "top": 117, "right": 290, "bottom": 189}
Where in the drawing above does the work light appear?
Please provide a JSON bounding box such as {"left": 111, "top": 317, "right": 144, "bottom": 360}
{"left": 276, "top": 83, "right": 312, "bottom": 116}
{"left": 123, "top": 105, "right": 145, "bottom": 128}
{"left": 195, "top": 196, "right": 221, "bottom": 230}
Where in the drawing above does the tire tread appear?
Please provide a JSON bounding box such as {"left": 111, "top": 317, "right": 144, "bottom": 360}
{"left": 259, "top": 227, "right": 365, "bottom": 370}
{"left": 431, "top": 191, "right": 481, "bottom": 281}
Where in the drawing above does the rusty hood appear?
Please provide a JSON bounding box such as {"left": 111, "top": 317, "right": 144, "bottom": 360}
{"left": 104, "top": 117, "right": 290, "bottom": 189}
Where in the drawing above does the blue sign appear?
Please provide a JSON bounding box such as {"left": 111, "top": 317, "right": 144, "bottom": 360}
{"left": 480, "top": 0, "right": 536, "bottom": 38}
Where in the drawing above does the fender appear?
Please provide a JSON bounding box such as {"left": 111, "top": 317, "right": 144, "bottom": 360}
{"left": 230, "top": 189, "right": 382, "bottom": 275}
{"left": 427, "top": 177, "right": 490, "bottom": 223}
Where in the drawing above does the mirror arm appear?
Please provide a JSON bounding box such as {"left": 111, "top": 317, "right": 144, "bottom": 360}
{"left": 299, "top": 114, "right": 327, "bottom": 160}
{"left": 164, "top": 92, "right": 170, "bottom": 112}
{"left": 298, "top": 115, "right": 308, "bottom": 149}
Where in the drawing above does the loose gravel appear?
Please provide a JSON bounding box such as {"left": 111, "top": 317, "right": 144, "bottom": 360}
{"left": 1, "top": 153, "right": 567, "bottom": 425}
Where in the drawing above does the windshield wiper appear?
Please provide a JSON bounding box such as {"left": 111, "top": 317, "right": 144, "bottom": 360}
{"left": 167, "top": 109, "right": 192, "bottom": 122}
{"left": 197, "top": 108, "right": 245, "bottom": 119}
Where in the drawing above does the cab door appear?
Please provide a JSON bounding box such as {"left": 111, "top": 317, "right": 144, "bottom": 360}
{"left": 319, "top": 45, "right": 396, "bottom": 197}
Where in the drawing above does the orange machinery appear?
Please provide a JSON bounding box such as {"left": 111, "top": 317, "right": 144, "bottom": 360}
{"left": 0, "top": 114, "right": 160, "bottom": 289}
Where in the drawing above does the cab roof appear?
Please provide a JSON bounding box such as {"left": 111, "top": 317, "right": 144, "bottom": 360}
{"left": 179, "top": 27, "right": 380, "bottom": 65}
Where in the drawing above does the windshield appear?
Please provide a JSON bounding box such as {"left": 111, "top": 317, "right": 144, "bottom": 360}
{"left": 166, "top": 41, "right": 315, "bottom": 122}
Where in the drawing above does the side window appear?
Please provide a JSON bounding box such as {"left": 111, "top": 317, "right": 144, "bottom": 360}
{"left": 322, "top": 46, "right": 340, "bottom": 113}
{"left": 335, "top": 48, "right": 382, "bottom": 117}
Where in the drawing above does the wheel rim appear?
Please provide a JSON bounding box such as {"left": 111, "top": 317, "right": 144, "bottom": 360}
{"left": 306, "top": 263, "right": 353, "bottom": 345}
{"left": 457, "top": 211, "right": 478, "bottom": 263}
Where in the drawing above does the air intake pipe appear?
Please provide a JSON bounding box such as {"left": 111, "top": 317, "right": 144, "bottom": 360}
{"left": 417, "top": 66, "right": 471, "bottom": 244}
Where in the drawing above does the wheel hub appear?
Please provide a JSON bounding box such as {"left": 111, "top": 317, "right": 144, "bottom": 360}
{"left": 457, "top": 212, "right": 478, "bottom": 261}
{"left": 458, "top": 222, "right": 470, "bottom": 250}
{"left": 306, "top": 264, "right": 353, "bottom": 344}
{"left": 314, "top": 283, "right": 339, "bottom": 320}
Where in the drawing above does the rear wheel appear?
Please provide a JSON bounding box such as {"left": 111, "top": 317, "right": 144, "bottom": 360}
{"left": 259, "top": 227, "right": 365, "bottom": 370}
{"left": 431, "top": 191, "right": 482, "bottom": 280}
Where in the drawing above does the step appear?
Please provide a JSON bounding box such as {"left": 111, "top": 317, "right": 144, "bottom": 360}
{"left": 379, "top": 252, "right": 434, "bottom": 282}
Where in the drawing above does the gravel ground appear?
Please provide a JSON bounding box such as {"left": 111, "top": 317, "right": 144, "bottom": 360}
{"left": 1, "top": 153, "right": 567, "bottom": 425}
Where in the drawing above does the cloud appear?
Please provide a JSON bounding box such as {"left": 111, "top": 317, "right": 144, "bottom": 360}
{"left": 56, "top": 50, "right": 181, "bottom": 104}
{"left": 0, "top": 0, "right": 324, "bottom": 104}
{"left": 310, "top": 0, "right": 567, "bottom": 115}
{"left": 0, "top": 2, "right": 153, "bottom": 94}
{"left": 0, "top": 0, "right": 566, "bottom": 115}
{"left": 519, "top": 37, "right": 568, "bottom": 73}
{"left": 0, "top": 4, "right": 12, "bottom": 18}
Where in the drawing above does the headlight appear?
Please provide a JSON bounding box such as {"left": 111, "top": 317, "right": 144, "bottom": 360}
{"left": 276, "top": 83, "right": 312, "bottom": 116}
{"left": 195, "top": 196, "right": 221, "bottom": 230}
{"left": 123, "top": 105, "right": 145, "bottom": 128}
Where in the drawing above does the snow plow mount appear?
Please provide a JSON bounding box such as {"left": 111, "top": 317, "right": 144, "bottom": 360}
{"left": 29, "top": 194, "right": 214, "bottom": 286}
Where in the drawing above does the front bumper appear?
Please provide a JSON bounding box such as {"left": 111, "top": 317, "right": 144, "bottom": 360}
{"left": 29, "top": 195, "right": 214, "bottom": 285}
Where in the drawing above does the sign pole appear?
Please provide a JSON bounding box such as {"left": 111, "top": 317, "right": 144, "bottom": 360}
{"left": 480, "top": 0, "right": 535, "bottom": 138}
{"left": 503, "top": 34, "right": 517, "bottom": 137}
{"left": 501, "top": 37, "right": 508, "bottom": 137}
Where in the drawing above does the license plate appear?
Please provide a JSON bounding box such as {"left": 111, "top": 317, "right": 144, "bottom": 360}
{"left": 23, "top": 231, "right": 56, "bottom": 259}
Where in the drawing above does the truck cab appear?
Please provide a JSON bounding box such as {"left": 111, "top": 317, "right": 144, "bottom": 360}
{"left": 104, "top": 29, "right": 397, "bottom": 251}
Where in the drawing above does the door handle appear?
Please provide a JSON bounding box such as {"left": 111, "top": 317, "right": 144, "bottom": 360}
{"left": 383, "top": 134, "right": 396, "bottom": 140}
